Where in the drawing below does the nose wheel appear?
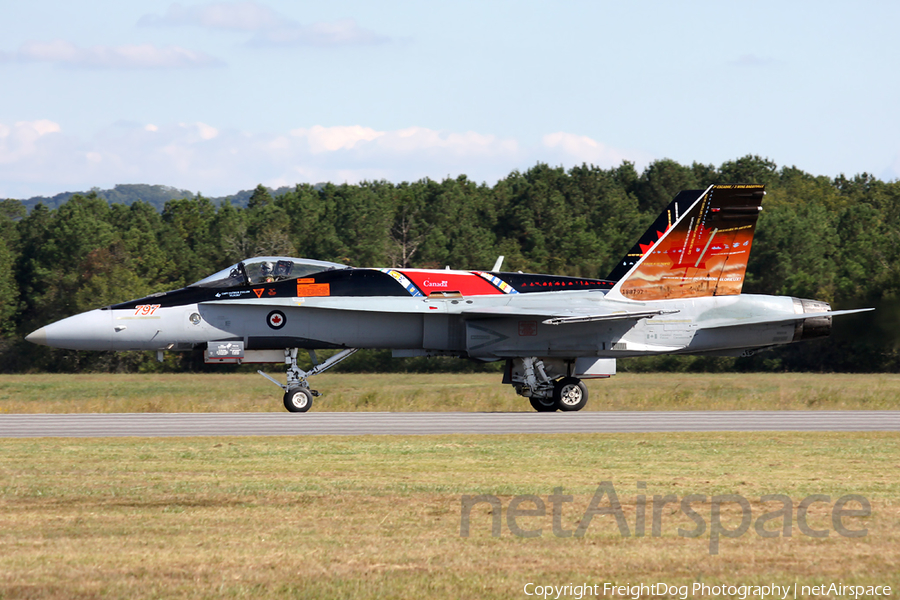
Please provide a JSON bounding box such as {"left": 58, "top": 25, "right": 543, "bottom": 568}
{"left": 284, "top": 387, "right": 313, "bottom": 412}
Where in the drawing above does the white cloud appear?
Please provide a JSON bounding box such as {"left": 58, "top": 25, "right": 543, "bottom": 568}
{"left": 0, "top": 120, "right": 63, "bottom": 166}
{"left": 0, "top": 121, "right": 648, "bottom": 199}
{"left": 27, "top": 119, "right": 62, "bottom": 136}
{"left": 15, "top": 40, "right": 222, "bottom": 69}
{"left": 379, "top": 127, "right": 518, "bottom": 157}
{"left": 251, "top": 18, "right": 389, "bottom": 47}
{"left": 290, "top": 125, "right": 383, "bottom": 153}
{"left": 194, "top": 122, "right": 219, "bottom": 140}
{"left": 139, "top": 1, "right": 280, "bottom": 31}
{"left": 140, "top": 2, "right": 389, "bottom": 47}
{"left": 542, "top": 132, "right": 651, "bottom": 169}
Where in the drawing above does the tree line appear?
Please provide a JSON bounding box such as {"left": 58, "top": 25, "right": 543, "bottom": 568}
{"left": 1, "top": 155, "right": 898, "bottom": 373}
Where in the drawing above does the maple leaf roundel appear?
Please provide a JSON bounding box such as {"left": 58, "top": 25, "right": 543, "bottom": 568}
{"left": 267, "top": 310, "right": 287, "bottom": 330}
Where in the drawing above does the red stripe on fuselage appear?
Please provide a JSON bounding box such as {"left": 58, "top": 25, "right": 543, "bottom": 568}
{"left": 398, "top": 270, "right": 504, "bottom": 296}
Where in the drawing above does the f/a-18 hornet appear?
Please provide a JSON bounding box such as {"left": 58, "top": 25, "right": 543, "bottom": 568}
{"left": 27, "top": 184, "right": 871, "bottom": 412}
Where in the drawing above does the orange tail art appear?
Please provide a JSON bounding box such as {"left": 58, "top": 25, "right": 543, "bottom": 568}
{"left": 610, "top": 184, "right": 765, "bottom": 301}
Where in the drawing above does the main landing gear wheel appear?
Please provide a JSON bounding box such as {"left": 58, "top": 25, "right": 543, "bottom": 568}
{"left": 284, "top": 387, "right": 313, "bottom": 413}
{"left": 554, "top": 377, "right": 588, "bottom": 412}
{"left": 529, "top": 396, "right": 557, "bottom": 412}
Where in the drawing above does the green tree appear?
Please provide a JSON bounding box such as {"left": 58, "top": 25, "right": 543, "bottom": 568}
{"left": 745, "top": 201, "right": 837, "bottom": 301}
{"left": 19, "top": 194, "right": 117, "bottom": 322}
{"left": 277, "top": 184, "right": 343, "bottom": 261}
{"left": 0, "top": 200, "right": 24, "bottom": 338}
{"left": 386, "top": 181, "right": 427, "bottom": 268}
{"left": 323, "top": 183, "right": 392, "bottom": 266}
{"left": 717, "top": 155, "right": 779, "bottom": 186}
{"left": 247, "top": 184, "right": 274, "bottom": 210}
{"left": 0, "top": 236, "right": 18, "bottom": 337}
{"left": 634, "top": 158, "right": 700, "bottom": 214}
{"left": 111, "top": 201, "right": 177, "bottom": 291}
{"left": 160, "top": 196, "right": 218, "bottom": 284}
{"left": 568, "top": 164, "right": 642, "bottom": 277}
{"left": 246, "top": 190, "right": 296, "bottom": 257}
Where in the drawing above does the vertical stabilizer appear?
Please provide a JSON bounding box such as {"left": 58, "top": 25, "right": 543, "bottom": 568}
{"left": 605, "top": 190, "right": 704, "bottom": 281}
{"left": 608, "top": 184, "right": 765, "bottom": 301}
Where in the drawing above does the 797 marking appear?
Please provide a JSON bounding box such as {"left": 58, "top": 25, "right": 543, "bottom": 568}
{"left": 134, "top": 304, "right": 161, "bottom": 316}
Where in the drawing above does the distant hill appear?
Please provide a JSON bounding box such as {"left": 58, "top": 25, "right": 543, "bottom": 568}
{"left": 16, "top": 183, "right": 299, "bottom": 212}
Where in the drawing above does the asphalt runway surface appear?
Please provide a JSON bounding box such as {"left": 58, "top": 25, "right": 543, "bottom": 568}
{"left": 1, "top": 411, "right": 899, "bottom": 438}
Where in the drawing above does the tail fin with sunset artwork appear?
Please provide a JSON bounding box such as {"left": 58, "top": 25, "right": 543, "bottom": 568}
{"left": 607, "top": 184, "right": 765, "bottom": 301}
{"left": 605, "top": 189, "right": 704, "bottom": 282}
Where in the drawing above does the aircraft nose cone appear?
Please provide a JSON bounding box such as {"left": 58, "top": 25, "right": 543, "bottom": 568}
{"left": 25, "top": 309, "right": 114, "bottom": 350}
{"left": 25, "top": 327, "right": 48, "bottom": 346}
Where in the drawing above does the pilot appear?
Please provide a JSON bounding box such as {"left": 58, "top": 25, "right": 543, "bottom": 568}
{"left": 261, "top": 261, "right": 275, "bottom": 283}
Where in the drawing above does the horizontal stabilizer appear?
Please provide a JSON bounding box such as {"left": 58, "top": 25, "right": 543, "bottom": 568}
{"left": 702, "top": 307, "right": 874, "bottom": 330}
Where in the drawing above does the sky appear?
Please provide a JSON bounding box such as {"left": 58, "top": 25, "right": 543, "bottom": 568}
{"left": 1, "top": 1, "right": 898, "bottom": 199}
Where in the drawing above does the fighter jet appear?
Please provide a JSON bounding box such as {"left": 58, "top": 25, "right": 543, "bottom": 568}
{"left": 26, "top": 184, "right": 872, "bottom": 412}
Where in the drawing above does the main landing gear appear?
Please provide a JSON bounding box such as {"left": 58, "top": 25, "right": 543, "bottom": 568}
{"left": 258, "top": 348, "right": 359, "bottom": 413}
{"left": 508, "top": 357, "right": 589, "bottom": 412}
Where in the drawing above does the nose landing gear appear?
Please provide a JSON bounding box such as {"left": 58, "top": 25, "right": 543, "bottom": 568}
{"left": 257, "top": 348, "right": 359, "bottom": 413}
{"left": 284, "top": 387, "right": 314, "bottom": 412}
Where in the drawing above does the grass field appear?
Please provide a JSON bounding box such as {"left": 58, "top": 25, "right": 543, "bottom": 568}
{"left": 1, "top": 372, "right": 900, "bottom": 413}
{"left": 1, "top": 433, "right": 898, "bottom": 599}
{"left": 2, "top": 373, "right": 898, "bottom": 598}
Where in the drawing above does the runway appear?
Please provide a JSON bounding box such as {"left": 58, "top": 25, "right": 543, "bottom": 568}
{"left": 1, "top": 411, "right": 899, "bottom": 437}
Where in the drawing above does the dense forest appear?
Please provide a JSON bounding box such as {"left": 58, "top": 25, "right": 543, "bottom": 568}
{"left": 1, "top": 155, "right": 898, "bottom": 373}
{"left": 17, "top": 183, "right": 301, "bottom": 213}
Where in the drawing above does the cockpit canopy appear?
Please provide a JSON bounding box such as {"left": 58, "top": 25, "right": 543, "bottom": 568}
{"left": 190, "top": 256, "right": 349, "bottom": 288}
